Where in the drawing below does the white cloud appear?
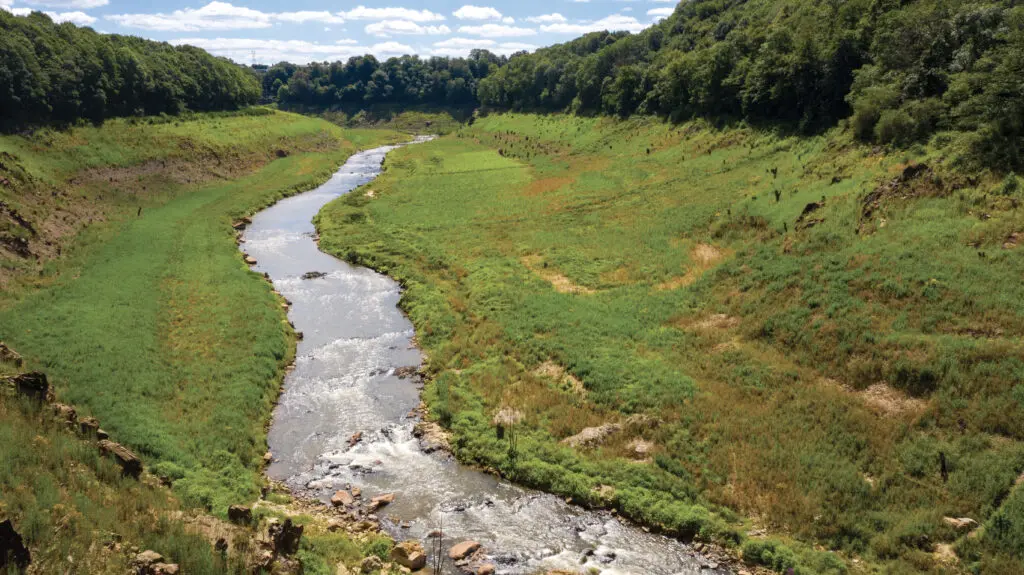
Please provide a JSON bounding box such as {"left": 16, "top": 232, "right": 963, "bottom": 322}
{"left": 275, "top": 11, "right": 345, "bottom": 24}
{"left": 541, "top": 14, "right": 647, "bottom": 34}
{"left": 430, "top": 37, "right": 535, "bottom": 57}
{"left": 458, "top": 23, "right": 536, "bottom": 37}
{"left": 107, "top": 2, "right": 351, "bottom": 31}
{"left": 365, "top": 20, "right": 450, "bottom": 36}
{"left": 337, "top": 6, "right": 445, "bottom": 22}
{"left": 5, "top": 6, "right": 97, "bottom": 25}
{"left": 647, "top": 7, "right": 673, "bottom": 16}
{"left": 24, "top": 0, "right": 106, "bottom": 8}
{"left": 621, "top": 7, "right": 633, "bottom": 12}
{"left": 0, "top": 0, "right": 16, "bottom": 8}
{"left": 501, "top": 16, "right": 514, "bottom": 23}
{"left": 171, "top": 37, "right": 413, "bottom": 64}
{"left": 108, "top": 2, "right": 272, "bottom": 31}
{"left": 524, "top": 13, "right": 566, "bottom": 24}
{"left": 23, "top": 0, "right": 105, "bottom": 6}
{"left": 453, "top": 5, "right": 502, "bottom": 20}
{"left": 568, "top": 0, "right": 590, "bottom": 3}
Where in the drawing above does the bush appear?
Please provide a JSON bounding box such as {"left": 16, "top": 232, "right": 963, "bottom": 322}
{"left": 875, "top": 109, "right": 917, "bottom": 146}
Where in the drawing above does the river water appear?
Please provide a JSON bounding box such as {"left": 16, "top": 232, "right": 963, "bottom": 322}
{"left": 240, "top": 140, "right": 728, "bottom": 574}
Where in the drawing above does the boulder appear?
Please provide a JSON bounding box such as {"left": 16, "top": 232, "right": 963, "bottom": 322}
{"left": 0, "top": 342, "right": 23, "bottom": 367}
{"left": 269, "top": 517, "right": 303, "bottom": 556}
{"left": 360, "top": 556, "right": 382, "bottom": 574}
{"left": 52, "top": 403, "right": 77, "bottom": 426}
{"left": 336, "top": 563, "right": 352, "bottom": 575}
{"left": 96, "top": 428, "right": 109, "bottom": 440}
{"left": 0, "top": 519, "right": 30, "bottom": 570}
{"left": 98, "top": 440, "right": 142, "bottom": 478}
{"left": 448, "top": 540, "right": 481, "bottom": 560}
{"left": 390, "top": 540, "right": 426, "bottom": 570}
{"left": 302, "top": 271, "right": 327, "bottom": 280}
{"left": 561, "top": 423, "right": 621, "bottom": 449}
{"left": 244, "top": 255, "right": 257, "bottom": 265}
{"left": 331, "top": 490, "right": 355, "bottom": 507}
{"left": 369, "top": 493, "right": 395, "bottom": 511}
{"left": 134, "top": 550, "right": 164, "bottom": 567}
{"left": 348, "top": 431, "right": 363, "bottom": 448}
{"left": 152, "top": 563, "right": 180, "bottom": 575}
{"left": 412, "top": 421, "right": 450, "bottom": 453}
{"left": 78, "top": 416, "right": 100, "bottom": 437}
{"left": 6, "top": 372, "right": 50, "bottom": 401}
{"left": 227, "top": 505, "right": 252, "bottom": 525}
{"left": 478, "top": 564, "right": 496, "bottom": 575}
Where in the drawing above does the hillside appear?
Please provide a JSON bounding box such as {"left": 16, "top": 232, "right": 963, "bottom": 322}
{"left": 316, "top": 114, "right": 1024, "bottom": 573}
{"left": 0, "top": 110, "right": 404, "bottom": 573}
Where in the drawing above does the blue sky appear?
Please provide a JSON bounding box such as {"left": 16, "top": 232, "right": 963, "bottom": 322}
{"left": 1, "top": 0, "right": 675, "bottom": 63}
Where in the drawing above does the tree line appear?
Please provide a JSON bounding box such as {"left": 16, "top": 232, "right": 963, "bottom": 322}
{"left": 4, "top": 1, "right": 1022, "bottom": 170}
{"left": 0, "top": 10, "right": 260, "bottom": 130}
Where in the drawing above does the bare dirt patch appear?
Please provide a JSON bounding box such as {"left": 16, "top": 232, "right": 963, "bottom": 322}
{"left": 860, "top": 382, "right": 928, "bottom": 416}
{"left": 524, "top": 175, "right": 573, "bottom": 197}
{"left": 533, "top": 360, "right": 586, "bottom": 395}
{"left": 656, "top": 243, "right": 728, "bottom": 291}
{"left": 521, "top": 255, "right": 594, "bottom": 295}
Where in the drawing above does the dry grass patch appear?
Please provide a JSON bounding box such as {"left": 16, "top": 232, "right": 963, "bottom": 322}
{"left": 533, "top": 360, "right": 586, "bottom": 396}
{"left": 520, "top": 255, "right": 594, "bottom": 295}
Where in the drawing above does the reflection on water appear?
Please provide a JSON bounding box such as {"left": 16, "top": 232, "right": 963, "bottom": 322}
{"left": 241, "top": 139, "right": 728, "bottom": 574}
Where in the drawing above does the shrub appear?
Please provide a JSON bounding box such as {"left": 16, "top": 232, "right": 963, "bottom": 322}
{"left": 875, "top": 109, "right": 917, "bottom": 146}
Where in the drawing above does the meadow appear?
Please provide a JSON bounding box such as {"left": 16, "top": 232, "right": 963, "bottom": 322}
{"left": 316, "top": 113, "right": 1024, "bottom": 573}
{"left": 0, "top": 110, "right": 401, "bottom": 571}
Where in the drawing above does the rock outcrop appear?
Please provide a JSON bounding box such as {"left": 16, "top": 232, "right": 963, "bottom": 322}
{"left": 562, "top": 423, "right": 621, "bottom": 449}
{"left": 98, "top": 439, "right": 142, "bottom": 478}
{"left": 0, "top": 519, "right": 30, "bottom": 570}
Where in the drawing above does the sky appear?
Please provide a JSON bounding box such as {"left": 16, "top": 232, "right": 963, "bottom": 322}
{"left": 1, "top": 0, "right": 676, "bottom": 64}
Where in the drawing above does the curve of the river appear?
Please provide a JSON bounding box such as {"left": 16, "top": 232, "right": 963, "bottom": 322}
{"left": 240, "top": 140, "right": 730, "bottom": 575}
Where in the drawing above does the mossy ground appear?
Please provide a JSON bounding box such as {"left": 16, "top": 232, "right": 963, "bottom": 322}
{"left": 316, "top": 113, "right": 1024, "bottom": 574}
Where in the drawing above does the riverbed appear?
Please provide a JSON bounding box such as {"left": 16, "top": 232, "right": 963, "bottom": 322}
{"left": 240, "top": 140, "right": 729, "bottom": 574}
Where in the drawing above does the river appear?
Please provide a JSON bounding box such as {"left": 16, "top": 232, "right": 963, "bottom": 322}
{"left": 239, "top": 140, "right": 730, "bottom": 575}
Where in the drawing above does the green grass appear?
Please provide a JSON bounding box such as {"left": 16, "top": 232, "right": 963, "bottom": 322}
{"left": 0, "top": 111, "right": 402, "bottom": 571}
{"left": 316, "top": 113, "right": 1024, "bottom": 573}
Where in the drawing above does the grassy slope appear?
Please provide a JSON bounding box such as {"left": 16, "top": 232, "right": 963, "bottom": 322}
{"left": 0, "top": 111, "right": 402, "bottom": 572}
{"left": 316, "top": 114, "right": 1024, "bottom": 574}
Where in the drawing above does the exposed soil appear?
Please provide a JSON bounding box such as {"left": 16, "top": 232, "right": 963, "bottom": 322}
{"left": 520, "top": 255, "right": 595, "bottom": 295}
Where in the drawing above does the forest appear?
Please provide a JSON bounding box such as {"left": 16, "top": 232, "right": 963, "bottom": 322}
{"left": 4, "top": 1, "right": 1022, "bottom": 171}
{"left": 0, "top": 10, "right": 260, "bottom": 129}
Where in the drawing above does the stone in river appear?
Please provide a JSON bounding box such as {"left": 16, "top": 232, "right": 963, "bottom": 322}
{"left": 448, "top": 540, "right": 481, "bottom": 560}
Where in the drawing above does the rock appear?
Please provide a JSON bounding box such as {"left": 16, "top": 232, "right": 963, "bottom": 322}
{"left": 152, "top": 563, "right": 180, "bottom": 575}
{"left": 263, "top": 451, "right": 273, "bottom": 463}
{"left": 0, "top": 342, "right": 23, "bottom": 367}
{"left": 561, "top": 423, "right": 621, "bottom": 449}
{"left": 302, "top": 271, "right": 327, "bottom": 280}
{"left": 628, "top": 438, "right": 654, "bottom": 458}
{"left": 275, "top": 149, "right": 289, "bottom": 158}
{"left": 336, "top": 563, "right": 352, "bottom": 575}
{"left": 369, "top": 493, "right": 395, "bottom": 510}
{"left": 412, "top": 421, "right": 450, "bottom": 453}
{"left": 78, "top": 416, "right": 100, "bottom": 437}
{"left": 98, "top": 440, "right": 142, "bottom": 478}
{"left": 96, "top": 428, "right": 109, "bottom": 440}
{"left": 244, "top": 255, "right": 257, "bottom": 265}
{"left": 394, "top": 365, "right": 419, "bottom": 379}
{"left": 215, "top": 537, "right": 228, "bottom": 552}
{"left": 0, "top": 519, "right": 30, "bottom": 570}
{"left": 348, "top": 431, "right": 363, "bottom": 448}
{"left": 134, "top": 550, "right": 164, "bottom": 566}
{"left": 478, "top": 564, "right": 496, "bottom": 575}
{"left": 448, "top": 540, "right": 481, "bottom": 560}
{"left": 943, "top": 517, "right": 979, "bottom": 530}
{"left": 360, "top": 556, "right": 382, "bottom": 574}
{"left": 231, "top": 217, "right": 252, "bottom": 230}
{"left": 269, "top": 517, "right": 303, "bottom": 555}
{"left": 351, "top": 487, "right": 361, "bottom": 498}
{"left": 52, "top": 403, "right": 77, "bottom": 426}
{"left": 227, "top": 505, "right": 252, "bottom": 525}
{"left": 332, "top": 490, "right": 355, "bottom": 507}
{"left": 390, "top": 540, "right": 427, "bottom": 570}
{"left": 5, "top": 372, "right": 50, "bottom": 401}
